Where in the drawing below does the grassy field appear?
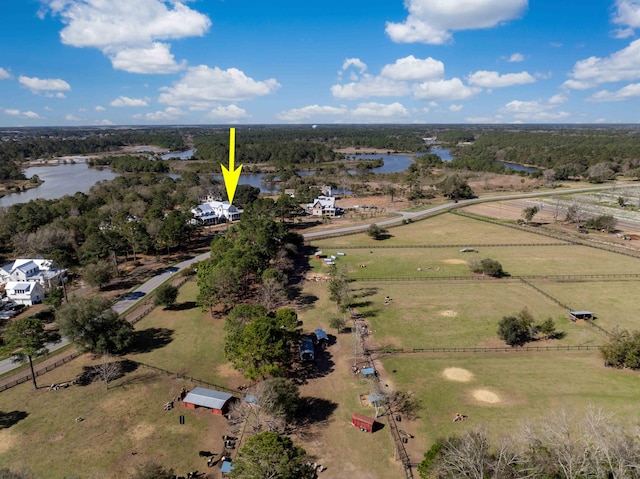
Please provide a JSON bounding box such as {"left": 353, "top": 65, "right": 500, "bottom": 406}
{"left": 345, "top": 281, "right": 603, "bottom": 350}
{"left": 380, "top": 351, "right": 640, "bottom": 445}
{"left": 313, "top": 212, "right": 569, "bottom": 248}
{"left": 3, "top": 211, "right": 640, "bottom": 478}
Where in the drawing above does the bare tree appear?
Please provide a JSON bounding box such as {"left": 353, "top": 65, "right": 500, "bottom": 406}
{"left": 94, "top": 355, "right": 122, "bottom": 390}
{"left": 259, "top": 277, "right": 287, "bottom": 311}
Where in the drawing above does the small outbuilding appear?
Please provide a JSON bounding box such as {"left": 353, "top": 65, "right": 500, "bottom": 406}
{"left": 351, "top": 413, "right": 377, "bottom": 433}
{"left": 183, "top": 387, "right": 234, "bottom": 415}
{"left": 300, "top": 337, "right": 315, "bottom": 361}
{"left": 314, "top": 328, "right": 328, "bottom": 345}
{"left": 569, "top": 310, "right": 593, "bottom": 321}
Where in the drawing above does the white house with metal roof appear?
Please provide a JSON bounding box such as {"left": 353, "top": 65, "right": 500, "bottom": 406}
{"left": 191, "top": 198, "right": 241, "bottom": 224}
{"left": 0, "top": 258, "right": 66, "bottom": 288}
{"left": 5, "top": 281, "right": 45, "bottom": 306}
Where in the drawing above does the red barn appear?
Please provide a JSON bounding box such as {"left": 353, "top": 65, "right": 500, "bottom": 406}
{"left": 351, "top": 413, "right": 377, "bottom": 433}
{"left": 183, "top": 387, "right": 234, "bottom": 415}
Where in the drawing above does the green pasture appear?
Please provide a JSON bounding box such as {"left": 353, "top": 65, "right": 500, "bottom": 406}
{"left": 311, "top": 242, "right": 639, "bottom": 280}
{"left": 532, "top": 280, "right": 640, "bottom": 332}
{"left": 312, "top": 212, "right": 568, "bottom": 248}
{"left": 346, "top": 281, "right": 600, "bottom": 349}
{"left": 125, "top": 281, "right": 229, "bottom": 384}
{"left": 381, "top": 351, "right": 640, "bottom": 445}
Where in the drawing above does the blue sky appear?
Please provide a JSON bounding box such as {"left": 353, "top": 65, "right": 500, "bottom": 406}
{"left": 2, "top": 0, "right": 640, "bottom": 126}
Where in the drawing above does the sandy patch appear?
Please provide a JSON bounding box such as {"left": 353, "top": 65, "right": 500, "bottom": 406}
{"left": 472, "top": 389, "right": 501, "bottom": 404}
{"left": 442, "top": 259, "right": 466, "bottom": 265}
{"left": 48, "top": 432, "right": 65, "bottom": 442}
{"left": 0, "top": 430, "right": 16, "bottom": 454}
{"left": 442, "top": 367, "right": 473, "bottom": 382}
{"left": 440, "top": 310, "right": 457, "bottom": 317}
{"left": 127, "top": 422, "right": 156, "bottom": 441}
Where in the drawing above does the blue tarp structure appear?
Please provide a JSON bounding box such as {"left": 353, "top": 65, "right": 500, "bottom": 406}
{"left": 221, "top": 461, "right": 234, "bottom": 474}
{"left": 361, "top": 367, "right": 376, "bottom": 376}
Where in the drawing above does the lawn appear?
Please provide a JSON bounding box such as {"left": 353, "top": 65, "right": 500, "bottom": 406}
{"left": 344, "top": 281, "right": 602, "bottom": 350}
{"left": 380, "top": 351, "right": 640, "bottom": 445}
{"left": 532, "top": 280, "right": 640, "bottom": 333}
{"left": 312, "top": 212, "right": 569, "bottom": 248}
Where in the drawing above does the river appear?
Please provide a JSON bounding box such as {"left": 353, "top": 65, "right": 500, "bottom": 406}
{"left": 0, "top": 161, "right": 120, "bottom": 208}
{"left": 0, "top": 146, "right": 537, "bottom": 206}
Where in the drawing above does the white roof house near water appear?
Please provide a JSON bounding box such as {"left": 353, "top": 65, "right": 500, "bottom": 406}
{"left": 0, "top": 258, "right": 66, "bottom": 288}
{"left": 191, "top": 197, "right": 241, "bottom": 224}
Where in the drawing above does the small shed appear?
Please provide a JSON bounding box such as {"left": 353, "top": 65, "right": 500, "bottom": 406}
{"left": 300, "top": 337, "right": 315, "bottom": 361}
{"left": 361, "top": 367, "right": 376, "bottom": 378}
{"left": 314, "top": 328, "right": 328, "bottom": 344}
{"left": 183, "top": 387, "right": 234, "bottom": 415}
{"left": 569, "top": 310, "right": 593, "bottom": 321}
{"left": 352, "top": 413, "right": 377, "bottom": 433}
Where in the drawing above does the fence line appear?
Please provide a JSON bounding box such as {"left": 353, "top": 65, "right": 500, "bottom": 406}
{"left": 350, "top": 273, "right": 640, "bottom": 282}
{"left": 519, "top": 278, "right": 570, "bottom": 309}
{"left": 313, "top": 242, "right": 571, "bottom": 250}
{"left": 0, "top": 352, "right": 81, "bottom": 393}
{"left": 368, "top": 345, "right": 602, "bottom": 355}
{"left": 454, "top": 211, "right": 640, "bottom": 260}
{"left": 384, "top": 407, "right": 414, "bottom": 479}
{"left": 130, "top": 360, "right": 239, "bottom": 395}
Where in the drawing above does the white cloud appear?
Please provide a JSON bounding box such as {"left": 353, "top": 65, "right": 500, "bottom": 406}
{"left": 342, "top": 58, "right": 367, "bottom": 74}
{"left": 158, "top": 65, "right": 280, "bottom": 106}
{"left": 386, "top": 0, "right": 528, "bottom": 44}
{"left": 350, "top": 102, "right": 409, "bottom": 120}
{"left": 19, "top": 76, "right": 71, "bottom": 95}
{"left": 144, "top": 107, "right": 185, "bottom": 121}
{"left": 564, "top": 39, "right": 640, "bottom": 89}
{"left": 613, "top": 27, "right": 635, "bottom": 38}
{"left": 507, "top": 53, "right": 525, "bottom": 62}
{"left": 94, "top": 119, "right": 114, "bottom": 125}
{"left": 277, "top": 104, "right": 347, "bottom": 122}
{"left": 95, "top": 105, "right": 106, "bottom": 111}
{"left": 612, "top": 0, "right": 640, "bottom": 29}
{"left": 65, "top": 114, "right": 81, "bottom": 121}
{"left": 0, "top": 68, "right": 11, "bottom": 80}
{"left": 588, "top": 83, "right": 640, "bottom": 101}
{"left": 413, "top": 78, "right": 481, "bottom": 101}
{"left": 331, "top": 75, "right": 410, "bottom": 99}
{"left": 110, "top": 96, "right": 150, "bottom": 107}
{"left": 23, "top": 111, "right": 43, "bottom": 119}
{"left": 3, "top": 108, "right": 43, "bottom": 119}
{"left": 468, "top": 70, "right": 535, "bottom": 87}
{"left": 449, "top": 104, "right": 464, "bottom": 112}
{"left": 109, "top": 42, "right": 186, "bottom": 74}
{"left": 548, "top": 94, "right": 568, "bottom": 105}
{"left": 501, "top": 99, "right": 570, "bottom": 121}
{"left": 207, "top": 105, "right": 250, "bottom": 120}
{"left": 380, "top": 55, "right": 444, "bottom": 81}
{"left": 42, "top": 0, "right": 210, "bottom": 74}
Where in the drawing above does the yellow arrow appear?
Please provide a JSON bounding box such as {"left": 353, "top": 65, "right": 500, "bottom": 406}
{"left": 221, "top": 127, "right": 243, "bottom": 205}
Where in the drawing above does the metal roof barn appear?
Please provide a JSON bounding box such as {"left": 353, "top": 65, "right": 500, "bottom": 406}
{"left": 183, "top": 387, "right": 234, "bottom": 415}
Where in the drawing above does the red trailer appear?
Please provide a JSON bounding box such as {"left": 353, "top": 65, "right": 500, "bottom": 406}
{"left": 351, "top": 413, "right": 377, "bottom": 433}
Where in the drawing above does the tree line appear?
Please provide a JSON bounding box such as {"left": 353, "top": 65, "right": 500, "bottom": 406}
{"left": 418, "top": 408, "right": 640, "bottom": 479}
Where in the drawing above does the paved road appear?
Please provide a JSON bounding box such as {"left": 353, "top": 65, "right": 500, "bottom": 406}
{"left": 0, "top": 183, "right": 633, "bottom": 377}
